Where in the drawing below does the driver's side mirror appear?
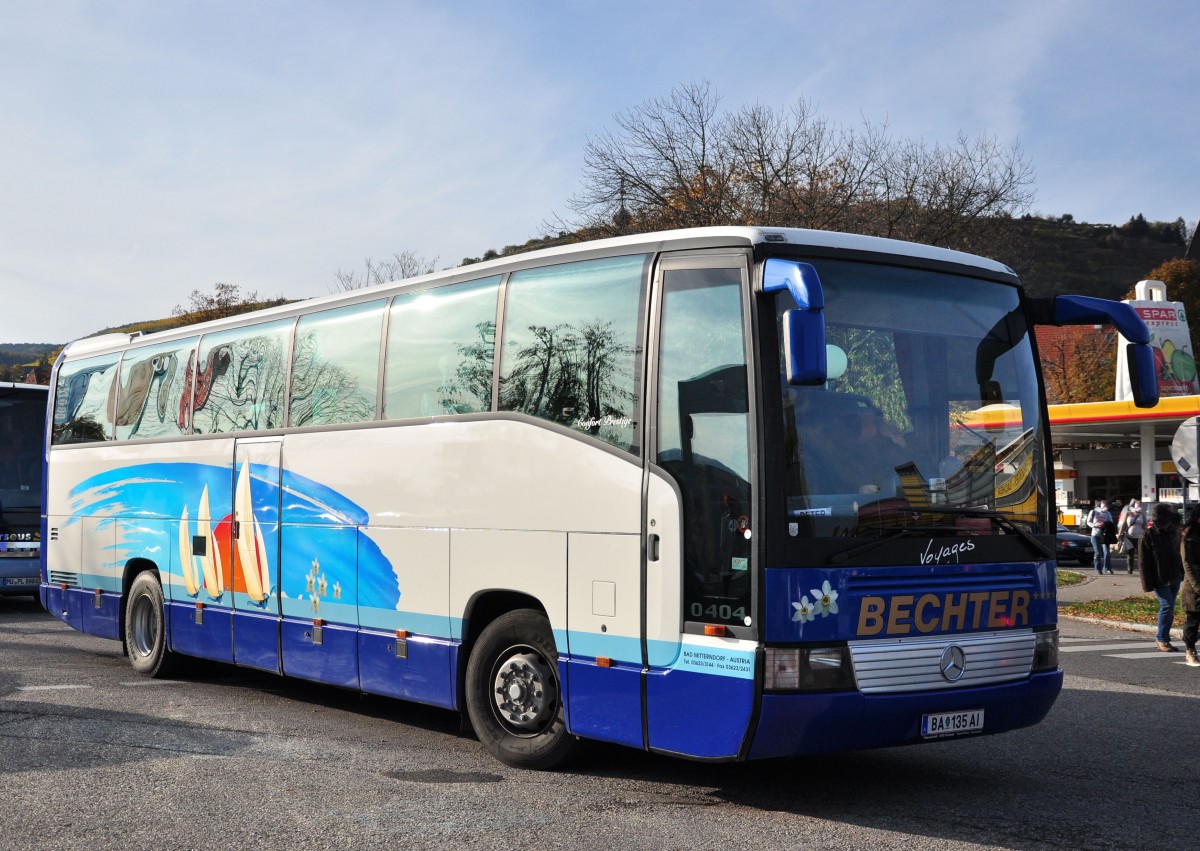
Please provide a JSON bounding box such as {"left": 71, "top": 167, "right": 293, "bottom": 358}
{"left": 1126, "top": 343, "right": 1160, "bottom": 408}
{"left": 764, "top": 259, "right": 827, "bottom": 385}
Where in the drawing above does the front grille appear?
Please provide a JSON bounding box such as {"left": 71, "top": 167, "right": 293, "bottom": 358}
{"left": 849, "top": 630, "right": 1035, "bottom": 694}
{"left": 48, "top": 571, "right": 79, "bottom": 587}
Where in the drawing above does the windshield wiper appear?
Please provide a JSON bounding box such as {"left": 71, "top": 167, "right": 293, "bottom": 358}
{"left": 827, "top": 525, "right": 966, "bottom": 565}
{"left": 925, "top": 506, "right": 1054, "bottom": 559}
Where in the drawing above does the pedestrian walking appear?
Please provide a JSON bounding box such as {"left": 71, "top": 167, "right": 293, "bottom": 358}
{"left": 1087, "top": 500, "right": 1114, "bottom": 574}
{"left": 1180, "top": 507, "right": 1200, "bottom": 667}
{"left": 1117, "top": 498, "right": 1146, "bottom": 573}
{"left": 1140, "top": 502, "right": 1184, "bottom": 652}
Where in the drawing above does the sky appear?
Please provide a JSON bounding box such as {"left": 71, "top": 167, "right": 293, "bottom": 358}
{"left": 2, "top": 0, "right": 1198, "bottom": 344}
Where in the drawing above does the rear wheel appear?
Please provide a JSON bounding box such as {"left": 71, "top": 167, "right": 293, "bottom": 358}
{"left": 465, "top": 609, "right": 577, "bottom": 770}
{"left": 124, "top": 571, "right": 179, "bottom": 677}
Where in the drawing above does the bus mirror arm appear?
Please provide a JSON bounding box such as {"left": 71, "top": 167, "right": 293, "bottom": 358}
{"left": 1029, "top": 295, "right": 1159, "bottom": 409}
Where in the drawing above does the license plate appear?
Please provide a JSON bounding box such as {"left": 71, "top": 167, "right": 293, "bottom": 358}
{"left": 921, "top": 708, "right": 984, "bottom": 739}
{"left": 2, "top": 577, "right": 39, "bottom": 587}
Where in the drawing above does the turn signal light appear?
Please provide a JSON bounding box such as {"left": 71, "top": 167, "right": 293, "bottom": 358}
{"left": 704, "top": 624, "right": 728, "bottom": 637}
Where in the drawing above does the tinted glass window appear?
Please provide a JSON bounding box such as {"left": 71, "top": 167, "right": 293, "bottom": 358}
{"left": 384, "top": 277, "right": 499, "bottom": 419}
{"left": 291, "top": 300, "right": 385, "bottom": 427}
{"left": 656, "top": 266, "right": 752, "bottom": 629}
{"left": 0, "top": 388, "right": 46, "bottom": 512}
{"left": 52, "top": 354, "right": 119, "bottom": 444}
{"left": 114, "top": 337, "right": 199, "bottom": 440}
{"left": 193, "top": 319, "right": 293, "bottom": 434}
{"left": 499, "top": 255, "right": 647, "bottom": 453}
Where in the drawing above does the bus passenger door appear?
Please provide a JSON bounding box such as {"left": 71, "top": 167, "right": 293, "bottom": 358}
{"left": 644, "top": 255, "right": 758, "bottom": 760}
{"left": 231, "top": 438, "right": 282, "bottom": 672}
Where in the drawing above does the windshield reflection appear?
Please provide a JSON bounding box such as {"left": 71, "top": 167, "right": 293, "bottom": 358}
{"left": 774, "top": 260, "right": 1047, "bottom": 541}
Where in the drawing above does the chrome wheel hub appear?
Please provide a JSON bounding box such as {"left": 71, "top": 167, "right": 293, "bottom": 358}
{"left": 492, "top": 649, "right": 557, "bottom": 733}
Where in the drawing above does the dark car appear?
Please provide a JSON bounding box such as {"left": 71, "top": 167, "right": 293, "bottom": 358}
{"left": 1056, "top": 523, "right": 1094, "bottom": 566}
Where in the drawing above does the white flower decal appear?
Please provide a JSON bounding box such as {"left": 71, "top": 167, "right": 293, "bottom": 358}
{"left": 810, "top": 580, "right": 839, "bottom": 616}
{"left": 792, "top": 595, "right": 815, "bottom": 623}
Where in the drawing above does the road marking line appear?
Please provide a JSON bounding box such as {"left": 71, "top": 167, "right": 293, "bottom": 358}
{"left": 1104, "top": 652, "right": 1187, "bottom": 659}
{"left": 1060, "top": 643, "right": 1156, "bottom": 653}
{"left": 15, "top": 684, "right": 92, "bottom": 691}
{"left": 119, "top": 681, "right": 182, "bottom": 687}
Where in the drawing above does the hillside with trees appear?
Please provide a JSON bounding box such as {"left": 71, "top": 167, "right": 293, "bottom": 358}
{"left": 10, "top": 84, "right": 1195, "bottom": 410}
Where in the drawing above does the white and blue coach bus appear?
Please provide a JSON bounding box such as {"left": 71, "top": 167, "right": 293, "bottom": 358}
{"left": 41, "top": 227, "right": 1157, "bottom": 768}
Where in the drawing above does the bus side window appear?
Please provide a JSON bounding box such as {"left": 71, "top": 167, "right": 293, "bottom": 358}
{"left": 114, "top": 337, "right": 199, "bottom": 440}
{"left": 290, "top": 300, "right": 385, "bottom": 428}
{"left": 52, "top": 354, "right": 120, "bottom": 444}
{"left": 383, "top": 277, "right": 500, "bottom": 419}
{"left": 498, "top": 255, "right": 648, "bottom": 454}
{"left": 193, "top": 319, "right": 293, "bottom": 435}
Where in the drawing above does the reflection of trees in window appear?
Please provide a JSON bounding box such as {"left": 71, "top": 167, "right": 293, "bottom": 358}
{"left": 195, "top": 332, "right": 288, "bottom": 434}
{"left": 826, "top": 327, "right": 911, "bottom": 431}
{"left": 501, "top": 318, "right": 635, "bottom": 448}
{"left": 436, "top": 320, "right": 494, "bottom": 414}
{"left": 289, "top": 330, "right": 377, "bottom": 426}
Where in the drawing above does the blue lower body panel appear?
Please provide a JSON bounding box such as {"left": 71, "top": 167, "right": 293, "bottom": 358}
{"left": 564, "top": 658, "right": 643, "bottom": 749}
{"left": 233, "top": 611, "right": 280, "bottom": 673}
{"left": 80, "top": 590, "right": 121, "bottom": 640}
{"left": 646, "top": 667, "right": 756, "bottom": 759}
{"left": 281, "top": 618, "right": 359, "bottom": 689}
{"left": 168, "top": 602, "right": 234, "bottom": 663}
{"left": 748, "top": 670, "right": 1063, "bottom": 758}
{"left": 359, "top": 630, "right": 456, "bottom": 710}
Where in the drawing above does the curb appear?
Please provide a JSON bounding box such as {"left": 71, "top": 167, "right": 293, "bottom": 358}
{"left": 1058, "top": 612, "right": 1184, "bottom": 641}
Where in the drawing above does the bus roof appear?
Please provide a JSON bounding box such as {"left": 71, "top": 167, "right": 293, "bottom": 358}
{"left": 60, "top": 226, "right": 1017, "bottom": 361}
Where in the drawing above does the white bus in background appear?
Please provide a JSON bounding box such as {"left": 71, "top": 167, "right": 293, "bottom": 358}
{"left": 40, "top": 227, "right": 1157, "bottom": 768}
{"left": 0, "top": 381, "right": 47, "bottom": 597}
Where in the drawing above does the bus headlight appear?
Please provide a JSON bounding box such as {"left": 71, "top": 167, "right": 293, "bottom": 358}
{"left": 764, "top": 646, "right": 856, "bottom": 692}
{"left": 1032, "top": 628, "right": 1059, "bottom": 672}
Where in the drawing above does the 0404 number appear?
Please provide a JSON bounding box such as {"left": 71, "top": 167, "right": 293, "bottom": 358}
{"left": 689, "top": 603, "right": 746, "bottom": 622}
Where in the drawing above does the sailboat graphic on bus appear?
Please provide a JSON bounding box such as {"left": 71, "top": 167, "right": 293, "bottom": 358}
{"left": 178, "top": 485, "right": 224, "bottom": 601}
{"left": 235, "top": 460, "right": 272, "bottom": 604}
{"left": 175, "top": 465, "right": 271, "bottom": 605}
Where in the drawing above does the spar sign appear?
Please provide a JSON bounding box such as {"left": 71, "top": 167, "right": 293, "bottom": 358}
{"left": 1116, "top": 281, "right": 1199, "bottom": 400}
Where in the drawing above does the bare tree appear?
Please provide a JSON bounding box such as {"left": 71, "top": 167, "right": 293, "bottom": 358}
{"left": 564, "top": 82, "right": 1035, "bottom": 257}
{"left": 331, "top": 250, "right": 439, "bottom": 292}
{"left": 173, "top": 282, "right": 279, "bottom": 324}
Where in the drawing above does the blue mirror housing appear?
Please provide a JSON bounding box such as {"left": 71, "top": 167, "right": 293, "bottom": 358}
{"left": 765, "top": 259, "right": 827, "bottom": 384}
{"left": 783, "top": 309, "right": 827, "bottom": 385}
{"left": 1127, "top": 343, "right": 1160, "bottom": 408}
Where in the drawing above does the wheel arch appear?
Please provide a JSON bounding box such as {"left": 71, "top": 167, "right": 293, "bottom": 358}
{"left": 121, "top": 557, "right": 161, "bottom": 655}
{"left": 456, "top": 590, "right": 549, "bottom": 709}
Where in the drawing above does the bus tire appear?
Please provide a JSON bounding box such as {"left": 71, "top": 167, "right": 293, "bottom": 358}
{"left": 124, "top": 571, "right": 179, "bottom": 678}
{"left": 465, "top": 609, "right": 577, "bottom": 770}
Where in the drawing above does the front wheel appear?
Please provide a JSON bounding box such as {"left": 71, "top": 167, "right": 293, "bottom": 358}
{"left": 124, "top": 571, "right": 180, "bottom": 678}
{"left": 465, "top": 609, "right": 578, "bottom": 770}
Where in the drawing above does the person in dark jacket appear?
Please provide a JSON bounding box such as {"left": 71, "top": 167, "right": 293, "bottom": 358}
{"left": 1140, "top": 502, "right": 1184, "bottom": 652}
{"left": 1180, "top": 507, "right": 1200, "bottom": 667}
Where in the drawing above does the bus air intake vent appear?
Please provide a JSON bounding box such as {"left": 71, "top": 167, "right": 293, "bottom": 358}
{"left": 848, "top": 629, "right": 1035, "bottom": 694}
{"left": 49, "top": 571, "right": 79, "bottom": 588}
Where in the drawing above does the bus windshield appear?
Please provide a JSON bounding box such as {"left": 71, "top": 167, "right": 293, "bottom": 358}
{"left": 773, "top": 259, "right": 1048, "bottom": 544}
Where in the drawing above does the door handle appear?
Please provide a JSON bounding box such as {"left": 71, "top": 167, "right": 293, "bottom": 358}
{"left": 648, "top": 533, "right": 660, "bottom": 562}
